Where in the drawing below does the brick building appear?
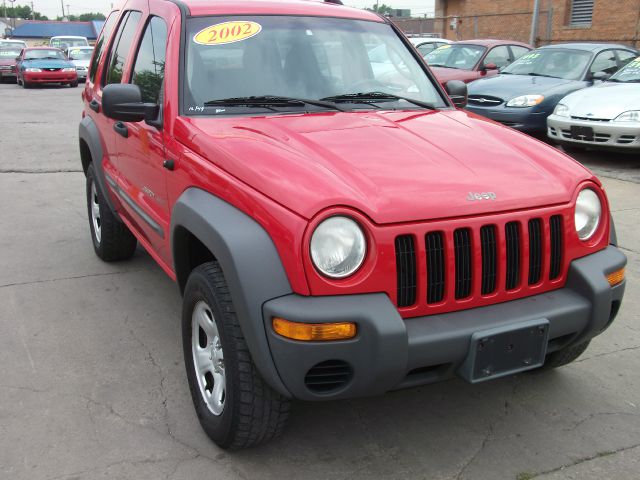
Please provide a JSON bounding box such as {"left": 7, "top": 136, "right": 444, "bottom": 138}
{"left": 428, "top": 0, "right": 640, "bottom": 47}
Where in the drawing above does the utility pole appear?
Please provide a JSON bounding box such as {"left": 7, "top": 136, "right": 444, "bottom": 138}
{"left": 529, "top": 0, "right": 541, "bottom": 47}
{"left": 66, "top": 4, "right": 70, "bottom": 19}
{"left": 60, "top": 0, "right": 64, "bottom": 18}
{"left": 30, "top": 1, "right": 34, "bottom": 19}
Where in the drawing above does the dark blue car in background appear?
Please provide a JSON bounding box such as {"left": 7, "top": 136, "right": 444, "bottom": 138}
{"left": 465, "top": 43, "right": 638, "bottom": 134}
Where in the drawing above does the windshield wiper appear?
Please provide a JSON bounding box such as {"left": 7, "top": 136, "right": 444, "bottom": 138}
{"left": 203, "top": 95, "right": 345, "bottom": 112}
{"left": 320, "top": 92, "right": 437, "bottom": 110}
{"left": 527, "top": 72, "right": 557, "bottom": 78}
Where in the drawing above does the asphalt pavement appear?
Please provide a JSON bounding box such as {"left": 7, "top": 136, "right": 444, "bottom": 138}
{"left": 0, "top": 83, "right": 639, "bottom": 480}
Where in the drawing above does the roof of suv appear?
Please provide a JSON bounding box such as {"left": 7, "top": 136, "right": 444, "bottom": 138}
{"left": 173, "top": 0, "right": 383, "bottom": 21}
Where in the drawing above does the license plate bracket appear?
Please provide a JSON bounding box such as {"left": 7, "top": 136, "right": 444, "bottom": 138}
{"left": 570, "top": 125, "right": 594, "bottom": 141}
{"left": 458, "top": 319, "right": 549, "bottom": 383}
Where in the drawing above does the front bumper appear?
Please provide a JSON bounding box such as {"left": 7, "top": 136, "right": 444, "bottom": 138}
{"left": 0, "top": 67, "right": 16, "bottom": 78}
{"left": 548, "top": 114, "right": 640, "bottom": 150}
{"left": 263, "top": 246, "right": 626, "bottom": 401}
{"left": 466, "top": 104, "right": 549, "bottom": 132}
{"left": 23, "top": 71, "right": 77, "bottom": 84}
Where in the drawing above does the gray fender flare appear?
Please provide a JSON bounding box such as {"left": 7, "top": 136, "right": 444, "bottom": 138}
{"left": 79, "top": 116, "right": 119, "bottom": 216}
{"left": 171, "top": 188, "right": 293, "bottom": 397}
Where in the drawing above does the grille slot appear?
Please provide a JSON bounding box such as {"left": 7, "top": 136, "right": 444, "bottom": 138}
{"left": 426, "top": 232, "right": 445, "bottom": 303}
{"left": 505, "top": 222, "right": 521, "bottom": 290}
{"left": 395, "top": 235, "right": 417, "bottom": 307}
{"left": 480, "top": 225, "right": 497, "bottom": 295}
{"left": 454, "top": 228, "right": 472, "bottom": 299}
{"left": 549, "top": 215, "right": 563, "bottom": 280}
{"left": 304, "top": 360, "right": 352, "bottom": 393}
{"left": 528, "top": 218, "right": 543, "bottom": 285}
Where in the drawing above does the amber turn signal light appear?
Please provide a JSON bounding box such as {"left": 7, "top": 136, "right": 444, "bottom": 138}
{"left": 272, "top": 318, "right": 357, "bottom": 341}
{"left": 606, "top": 268, "right": 625, "bottom": 287}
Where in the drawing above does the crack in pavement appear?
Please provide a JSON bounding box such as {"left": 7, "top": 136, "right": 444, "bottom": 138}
{"left": 525, "top": 442, "right": 640, "bottom": 479}
{"left": 0, "top": 168, "right": 83, "bottom": 174}
{"left": 575, "top": 345, "right": 640, "bottom": 363}
{"left": 0, "top": 269, "right": 152, "bottom": 289}
{"left": 562, "top": 411, "right": 639, "bottom": 432}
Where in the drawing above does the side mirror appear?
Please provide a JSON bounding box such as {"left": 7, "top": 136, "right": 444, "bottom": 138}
{"left": 15, "top": 56, "right": 21, "bottom": 61}
{"left": 102, "top": 84, "right": 159, "bottom": 124}
{"left": 482, "top": 63, "right": 498, "bottom": 71}
{"left": 445, "top": 80, "right": 468, "bottom": 108}
{"left": 591, "top": 71, "right": 610, "bottom": 82}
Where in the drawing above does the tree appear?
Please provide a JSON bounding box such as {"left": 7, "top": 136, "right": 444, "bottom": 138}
{"left": 55, "top": 12, "right": 106, "bottom": 21}
{"left": 369, "top": 3, "right": 394, "bottom": 15}
{"left": 4, "top": 4, "right": 48, "bottom": 20}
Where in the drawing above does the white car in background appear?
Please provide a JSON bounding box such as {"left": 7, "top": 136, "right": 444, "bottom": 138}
{"left": 67, "top": 46, "right": 94, "bottom": 81}
{"left": 548, "top": 57, "right": 640, "bottom": 152}
{"left": 0, "top": 39, "right": 27, "bottom": 49}
{"left": 407, "top": 37, "right": 453, "bottom": 57}
{"left": 49, "top": 36, "right": 89, "bottom": 55}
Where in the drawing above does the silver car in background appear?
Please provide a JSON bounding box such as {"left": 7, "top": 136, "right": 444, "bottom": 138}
{"left": 67, "top": 46, "right": 94, "bottom": 81}
{"left": 548, "top": 57, "right": 640, "bottom": 152}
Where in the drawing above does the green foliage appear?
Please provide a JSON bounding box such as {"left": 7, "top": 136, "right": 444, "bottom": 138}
{"left": 54, "top": 12, "right": 106, "bottom": 22}
{"left": 369, "top": 3, "right": 394, "bottom": 15}
{"left": 3, "top": 4, "right": 48, "bottom": 20}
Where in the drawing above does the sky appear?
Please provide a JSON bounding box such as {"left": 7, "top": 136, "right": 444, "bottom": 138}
{"left": 23, "top": 0, "right": 435, "bottom": 20}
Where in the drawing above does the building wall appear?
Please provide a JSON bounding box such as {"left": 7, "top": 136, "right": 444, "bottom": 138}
{"left": 432, "top": 0, "right": 640, "bottom": 47}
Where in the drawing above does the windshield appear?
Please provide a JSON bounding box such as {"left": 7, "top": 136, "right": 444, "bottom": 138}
{"left": 184, "top": 16, "right": 446, "bottom": 115}
{"left": 609, "top": 56, "right": 640, "bottom": 82}
{"left": 501, "top": 49, "right": 591, "bottom": 80}
{"left": 24, "top": 49, "right": 66, "bottom": 60}
{"left": 424, "top": 44, "right": 486, "bottom": 70}
{"left": 0, "top": 48, "right": 21, "bottom": 58}
{"left": 68, "top": 48, "right": 93, "bottom": 60}
{"left": 51, "top": 37, "right": 88, "bottom": 47}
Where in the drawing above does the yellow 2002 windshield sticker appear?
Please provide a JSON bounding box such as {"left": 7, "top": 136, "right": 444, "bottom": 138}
{"left": 193, "top": 21, "right": 262, "bottom": 46}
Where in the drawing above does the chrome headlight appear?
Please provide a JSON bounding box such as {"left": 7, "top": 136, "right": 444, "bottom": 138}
{"left": 613, "top": 111, "right": 640, "bottom": 122}
{"left": 310, "top": 216, "right": 366, "bottom": 278}
{"left": 25, "top": 67, "right": 42, "bottom": 72}
{"left": 575, "top": 189, "right": 602, "bottom": 241}
{"left": 506, "top": 94, "right": 545, "bottom": 107}
{"left": 553, "top": 103, "right": 570, "bottom": 117}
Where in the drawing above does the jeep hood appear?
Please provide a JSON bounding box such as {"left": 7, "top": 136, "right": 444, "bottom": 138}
{"left": 181, "top": 110, "right": 594, "bottom": 224}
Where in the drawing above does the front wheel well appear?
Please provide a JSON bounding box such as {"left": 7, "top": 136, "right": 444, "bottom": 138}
{"left": 79, "top": 138, "right": 92, "bottom": 175}
{"left": 173, "top": 226, "right": 216, "bottom": 294}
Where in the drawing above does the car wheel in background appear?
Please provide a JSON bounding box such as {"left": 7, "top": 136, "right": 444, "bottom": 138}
{"left": 182, "top": 261, "right": 291, "bottom": 449}
{"left": 86, "top": 164, "right": 137, "bottom": 261}
{"left": 560, "top": 142, "right": 587, "bottom": 153}
{"left": 70, "top": 81, "right": 78, "bottom": 88}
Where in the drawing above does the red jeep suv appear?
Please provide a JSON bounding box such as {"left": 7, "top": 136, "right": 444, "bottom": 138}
{"left": 80, "top": 0, "right": 626, "bottom": 449}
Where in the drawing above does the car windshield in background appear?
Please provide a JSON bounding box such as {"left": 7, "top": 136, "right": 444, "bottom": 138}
{"left": 0, "top": 48, "right": 21, "bottom": 57}
{"left": 0, "top": 41, "right": 25, "bottom": 48}
{"left": 24, "top": 49, "right": 66, "bottom": 60}
{"left": 424, "top": 44, "right": 486, "bottom": 70}
{"left": 51, "top": 38, "right": 88, "bottom": 47}
{"left": 185, "top": 16, "right": 446, "bottom": 114}
{"left": 501, "top": 49, "right": 591, "bottom": 80}
{"left": 68, "top": 49, "right": 93, "bottom": 60}
{"left": 609, "top": 56, "right": 640, "bottom": 82}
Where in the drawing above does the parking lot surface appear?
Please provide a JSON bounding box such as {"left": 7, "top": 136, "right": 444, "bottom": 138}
{"left": 0, "top": 83, "right": 639, "bottom": 480}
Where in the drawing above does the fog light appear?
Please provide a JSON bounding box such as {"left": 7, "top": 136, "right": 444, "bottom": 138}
{"left": 606, "top": 268, "right": 625, "bottom": 287}
{"left": 272, "top": 318, "right": 356, "bottom": 341}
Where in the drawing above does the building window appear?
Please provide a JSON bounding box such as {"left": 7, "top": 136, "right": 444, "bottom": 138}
{"left": 569, "top": 0, "right": 594, "bottom": 26}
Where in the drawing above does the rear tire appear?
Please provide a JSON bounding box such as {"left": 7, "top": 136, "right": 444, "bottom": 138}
{"left": 561, "top": 143, "right": 587, "bottom": 153}
{"left": 544, "top": 340, "right": 591, "bottom": 369}
{"left": 23, "top": 80, "right": 31, "bottom": 89}
{"left": 182, "top": 262, "right": 290, "bottom": 449}
{"left": 86, "top": 164, "right": 137, "bottom": 261}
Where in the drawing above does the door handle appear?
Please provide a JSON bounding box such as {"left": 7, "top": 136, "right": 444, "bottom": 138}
{"left": 89, "top": 99, "right": 101, "bottom": 113}
{"left": 114, "top": 122, "right": 129, "bottom": 138}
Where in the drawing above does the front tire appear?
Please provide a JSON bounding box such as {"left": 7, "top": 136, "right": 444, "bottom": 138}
{"left": 86, "top": 164, "right": 137, "bottom": 261}
{"left": 544, "top": 340, "right": 591, "bottom": 369}
{"left": 182, "top": 262, "right": 290, "bottom": 449}
{"left": 70, "top": 80, "right": 78, "bottom": 88}
{"left": 561, "top": 143, "right": 587, "bottom": 153}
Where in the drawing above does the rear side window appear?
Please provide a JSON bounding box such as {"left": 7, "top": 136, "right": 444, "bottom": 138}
{"left": 590, "top": 50, "right": 618, "bottom": 75}
{"left": 89, "top": 11, "right": 119, "bottom": 83}
{"left": 484, "top": 46, "right": 511, "bottom": 68}
{"left": 510, "top": 45, "right": 530, "bottom": 60}
{"left": 616, "top": 50, "right": 637, "bottom": 68}
{"left": 131, "top": 16, "right": 168, "bottom": 104}
{"left": 104, "top": 11, "right": 142, "bottom": 85}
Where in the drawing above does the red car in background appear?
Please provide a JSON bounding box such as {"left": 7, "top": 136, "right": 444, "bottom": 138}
{"left": 425, "top": 39, "right": 532, "bottom": 85}
{"left": 0, "top": 46, "right": 21, "bottom": 82}
{"left": 15, "top": 47, "right": 78, "bottom": 88}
